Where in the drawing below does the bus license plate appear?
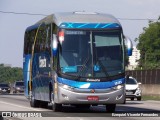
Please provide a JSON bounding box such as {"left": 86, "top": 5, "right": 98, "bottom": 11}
{"left": 126, "top": 92, "right": 133, "bottom": 95}
{"left": 87, "top": 96, "right": 99, "bottom": 101}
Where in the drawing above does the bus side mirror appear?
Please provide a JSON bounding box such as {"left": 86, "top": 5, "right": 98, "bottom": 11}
{"left": 124, "top": 36, "right": 133, "bottom": 56}
{"left": 52, "top": 34, "right": 58, "bottom": 56}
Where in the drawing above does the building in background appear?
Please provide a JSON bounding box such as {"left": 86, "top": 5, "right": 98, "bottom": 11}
{"left": 3, "top": 64, "right": 12, "bottom": 67}
{"left": 0, "top": 63, "right": 12, "bottom": 67}
{"left": 128, "top": 46, "right": 140, "bottom": 70}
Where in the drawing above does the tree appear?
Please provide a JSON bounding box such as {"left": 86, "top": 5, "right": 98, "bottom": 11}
{"left": 137, "top": 18, "right": 160, "bottom": 69}
{"left": 0, "top": 64, "right": 23, "bottom": 83}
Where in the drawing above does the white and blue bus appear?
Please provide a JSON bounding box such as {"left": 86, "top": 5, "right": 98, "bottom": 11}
{"left": 23, "top": 12, "right": 132, "bottom": 112}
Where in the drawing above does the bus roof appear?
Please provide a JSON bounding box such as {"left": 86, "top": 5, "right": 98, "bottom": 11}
{"left": 26, "top": 12, "right": 121, "bottom": 31}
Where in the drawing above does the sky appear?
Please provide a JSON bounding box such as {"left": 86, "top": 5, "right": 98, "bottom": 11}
{"left": 0, "top": 0, "right": 160, "bottom": 67}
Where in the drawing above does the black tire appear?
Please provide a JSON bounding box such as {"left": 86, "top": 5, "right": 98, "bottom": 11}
{"left": 40, "top": 101, "right": 48, "bottom": 108}
{"left": 75, "top": 104, "right": 90, "bottom": 109}
{"left": 123, "top": 99, "right": 126, "bottom": 104}
{"left": 50, "top": 86, "right": 62, "bottom": 112}
{"left": 106, "top": 104, "right": 116, "bottom": 113}
{"left": 30, "top": 95, "right": 39, "bottom": 108}
{"left": 52, "top": 102, "right": 62, "bottom": 112}
{"left": 131, "top": 98, "right": 134, "bottom": 101}
{"left": 137, "top": 97, "right": 141, "bottom": 101}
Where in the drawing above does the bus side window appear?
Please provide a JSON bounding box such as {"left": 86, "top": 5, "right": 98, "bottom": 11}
{"left": 37, "top": 25, "right": 52, "bottom": 72}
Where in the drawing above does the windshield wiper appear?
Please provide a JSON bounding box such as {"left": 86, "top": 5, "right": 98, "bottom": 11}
{"left": 76, "top": 57, "right": 90, "bottom": 79}
{"left": 96, "top": 59, "right": 110, "bottom": 77}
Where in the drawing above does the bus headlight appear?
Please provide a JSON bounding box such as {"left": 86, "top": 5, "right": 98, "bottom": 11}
{"left": 59, "top": 83, "right": 74, "bottom": 91}
{"left": 113, "top": 84, "right": 124, "bottom": 90}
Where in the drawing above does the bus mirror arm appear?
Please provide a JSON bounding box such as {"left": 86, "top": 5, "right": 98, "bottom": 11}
{"left": 124, "top": 36, "right": 133, "bottom": 56}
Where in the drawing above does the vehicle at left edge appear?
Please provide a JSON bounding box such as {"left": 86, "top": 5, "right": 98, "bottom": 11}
{"left": 0, "top": 83, "right": 11, "bottom": 94}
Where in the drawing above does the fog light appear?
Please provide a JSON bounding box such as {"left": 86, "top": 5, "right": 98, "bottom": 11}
{"left": 116, "top": 94, "right": 123, "bottom": 100}
{"left": 62, "top": 94, "right": 69, "bottom": 100}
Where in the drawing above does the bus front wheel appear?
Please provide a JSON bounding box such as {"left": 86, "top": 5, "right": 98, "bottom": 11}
{"left": 52, "top": 102, "right": 62, "bottom": 112}
{"left": 106, "top": 104, "right": 116, "bottom": 113}
{"left": 50, "top": 90, "right": 62, "bottom": 112}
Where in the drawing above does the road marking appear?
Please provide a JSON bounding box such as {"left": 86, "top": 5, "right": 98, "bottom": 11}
{"left": 0, "top": 100, "right": 41, "bottom": 111}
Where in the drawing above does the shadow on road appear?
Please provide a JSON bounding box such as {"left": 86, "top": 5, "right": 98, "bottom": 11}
{"left": 0, "top": 93, "right": 24, "bottom": 96}
{"left": 47, "top": 104, "right": 160, "bottom": 113}
{"left": 41, "top": 105, "right": 160, "bottom": 117}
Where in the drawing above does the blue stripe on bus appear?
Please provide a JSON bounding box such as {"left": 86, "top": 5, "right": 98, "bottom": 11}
{"left": 57, "top": 77, "right": 125, "bottom": 89}
{"left": 59, "top": 23, "right": 121, "bottom": 29}
{"left": 77, "top": 23, "right": 90, "bottom": 28}
{"left": 94, "top": 23, "right": 100, "bottom": 28}
{"left": 23, "top": 54, "right": 31, "bottom": 97}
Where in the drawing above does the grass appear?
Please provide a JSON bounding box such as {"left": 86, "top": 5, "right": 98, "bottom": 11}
{"left": 142, "top": 95, "right": 160, "bottom": 101}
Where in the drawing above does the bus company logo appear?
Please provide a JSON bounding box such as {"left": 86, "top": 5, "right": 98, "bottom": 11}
{"left": 90, "top": 89, "right": 95, "bottom": 93}
{"left": 86, "top": 79, "right": 100, "bottom": 82}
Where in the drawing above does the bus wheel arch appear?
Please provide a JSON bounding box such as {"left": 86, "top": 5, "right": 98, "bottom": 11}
{"left": 49, "top": 82, "right": 53, "bottom": 102}
{"left": 49, "top": 82, "right": 62, "bottom": 112}
{"left": 27, "top": 81, "right": 30, "bottom": 95}
{"left": 30, "top": 92, "right": 39, "bottom": 108}
{"left": 29, "top": 81, "right": 39, "bottom": 108}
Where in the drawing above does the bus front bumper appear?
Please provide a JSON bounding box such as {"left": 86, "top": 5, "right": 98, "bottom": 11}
{"left": 54, "top": 85, "right": 125, "bottom": 104}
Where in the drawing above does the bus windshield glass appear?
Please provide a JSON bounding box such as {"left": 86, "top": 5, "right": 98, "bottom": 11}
{"left": 58, "top": 30, "right": 124, "bottom": 78}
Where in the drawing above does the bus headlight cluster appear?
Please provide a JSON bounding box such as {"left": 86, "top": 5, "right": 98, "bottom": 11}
{"left": 113, "top": 84, "right": 124, "bottom": 90}
{"left": 59, "top": 83, "right": 74, "bottom": 91}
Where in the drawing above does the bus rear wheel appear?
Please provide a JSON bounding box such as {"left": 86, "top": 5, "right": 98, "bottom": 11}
{"left": 106, "top": 104, "right": 116, "bottom": 113}
{"left": 30, "top": 95, "right": 39, "bottom": 108}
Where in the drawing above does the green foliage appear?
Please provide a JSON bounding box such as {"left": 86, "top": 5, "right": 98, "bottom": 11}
{"left": 137, "top": 19, "right": 160, "bottom": 69}
{"left": 142, "top": 95, "right": 160, "bottom": 101}
{"left": 0, "top": 64, "right": 23, "bottom": 83}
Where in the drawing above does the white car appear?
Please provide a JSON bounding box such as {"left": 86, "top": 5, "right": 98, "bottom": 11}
{"left": 125, "top": 77, "right": 142, "bottom": 101}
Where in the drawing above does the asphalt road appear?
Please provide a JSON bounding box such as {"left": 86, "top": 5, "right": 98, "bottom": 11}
{"left": 0, "top": 94, "right": 160, "bottom": 120}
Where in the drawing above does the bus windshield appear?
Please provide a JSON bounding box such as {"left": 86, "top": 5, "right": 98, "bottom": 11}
{"left": 58, "top": 30, "right": 124, "bottom": 78}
